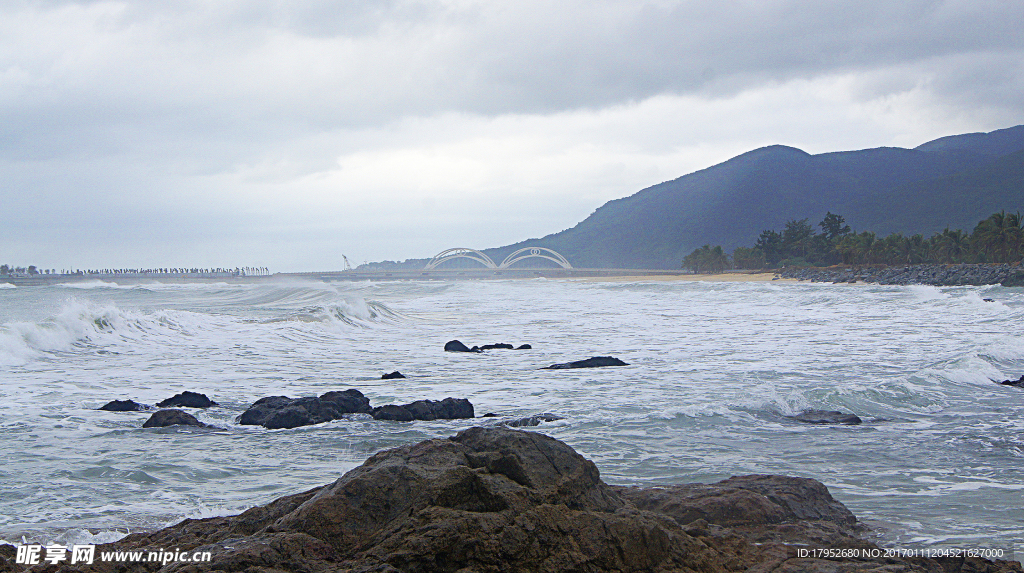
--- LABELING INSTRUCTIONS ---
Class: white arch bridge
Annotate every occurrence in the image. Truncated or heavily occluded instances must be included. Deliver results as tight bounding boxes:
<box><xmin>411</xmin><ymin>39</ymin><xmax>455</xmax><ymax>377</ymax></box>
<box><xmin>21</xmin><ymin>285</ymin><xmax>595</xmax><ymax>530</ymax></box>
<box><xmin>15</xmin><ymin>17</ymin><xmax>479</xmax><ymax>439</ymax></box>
<box><xmin>424</xmin><ymin>247</ymin><xmax>573</xmax><ymax>270</ymax></box>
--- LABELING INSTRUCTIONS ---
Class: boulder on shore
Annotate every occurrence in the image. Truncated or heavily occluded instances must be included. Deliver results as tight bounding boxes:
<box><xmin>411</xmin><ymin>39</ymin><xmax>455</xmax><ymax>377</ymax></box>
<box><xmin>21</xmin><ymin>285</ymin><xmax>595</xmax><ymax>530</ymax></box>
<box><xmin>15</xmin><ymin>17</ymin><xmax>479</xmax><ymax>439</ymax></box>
<box><xmin>42</xmin><ymin>427</ymin><xmax>1023</xmax><ymax>573</ymax></box>
<box><xmin>787</xmin><ymin>409</ymin><xmax>862</xmax><ymax>425</ymax></box>
<box><xmin>98</xmin><ymin>399</ymin><xmax>150</xmax><ymax>412</ymax></box>
<box><xmin>237</xmin><ymin>390</ymin><xmax>372</xmax><ymax>429</ymax></box>
<box><xmin>371</xmin><ymin>397</ymin><xmax>475</xmax><ymax>421</ymax></box>
<box><xmin>142</xmin><ymin>409</ymin><xmax>211</xmax><ymax>428</ymax></box>
<box><xmin>156</xmin><ymin>391</ymin><xmax>218</xmax><ymax>408</ymax></box>
<box><xmin>544</xmin><ymin>356</ymin><xmax>629</xmax><ymax>369</ymax></box>
<box><xmin>381</xmin><ymin>371</ymin><xmax>406</xmax><ymax>379</ymax></box>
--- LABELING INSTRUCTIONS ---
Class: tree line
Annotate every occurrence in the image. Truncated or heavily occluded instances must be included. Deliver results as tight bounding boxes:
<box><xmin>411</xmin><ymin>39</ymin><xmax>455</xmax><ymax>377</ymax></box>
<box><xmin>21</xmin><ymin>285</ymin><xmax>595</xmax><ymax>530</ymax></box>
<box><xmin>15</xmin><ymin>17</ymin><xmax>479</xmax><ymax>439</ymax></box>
<box><xmin>682</xmin><ymin>211</ymin><xmax>1024</xmax><ymax>273</ymax></box>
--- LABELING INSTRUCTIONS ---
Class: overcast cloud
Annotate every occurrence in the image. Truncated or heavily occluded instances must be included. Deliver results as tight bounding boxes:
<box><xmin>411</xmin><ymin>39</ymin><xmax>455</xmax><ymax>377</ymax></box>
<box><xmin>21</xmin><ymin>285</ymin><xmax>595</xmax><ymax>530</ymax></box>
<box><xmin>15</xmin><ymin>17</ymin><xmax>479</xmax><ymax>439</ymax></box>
<box><xmin>2</xmin><ymin>0</ymin><xmax>1022</xmax><ymax>271</ymax></box>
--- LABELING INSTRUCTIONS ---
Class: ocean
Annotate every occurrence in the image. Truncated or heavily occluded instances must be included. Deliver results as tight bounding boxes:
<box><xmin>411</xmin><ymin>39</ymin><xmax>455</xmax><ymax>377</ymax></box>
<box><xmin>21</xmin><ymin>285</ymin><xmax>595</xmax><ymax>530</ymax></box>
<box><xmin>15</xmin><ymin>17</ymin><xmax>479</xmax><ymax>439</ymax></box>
<box><xmin>1</xmin><ymin>278</ymin><xmax>1022</xmax><ymax>553</ymax></box>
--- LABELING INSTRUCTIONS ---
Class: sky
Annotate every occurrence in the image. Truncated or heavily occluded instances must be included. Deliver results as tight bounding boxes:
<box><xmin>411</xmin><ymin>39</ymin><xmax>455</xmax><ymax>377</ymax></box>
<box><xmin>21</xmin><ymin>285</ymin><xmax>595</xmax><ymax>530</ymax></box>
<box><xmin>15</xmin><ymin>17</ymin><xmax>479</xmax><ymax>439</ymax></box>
<box><xmin>2</xmin><ymin>0</ymin><xmax>1022</xmax><ymax>272</ymax></box>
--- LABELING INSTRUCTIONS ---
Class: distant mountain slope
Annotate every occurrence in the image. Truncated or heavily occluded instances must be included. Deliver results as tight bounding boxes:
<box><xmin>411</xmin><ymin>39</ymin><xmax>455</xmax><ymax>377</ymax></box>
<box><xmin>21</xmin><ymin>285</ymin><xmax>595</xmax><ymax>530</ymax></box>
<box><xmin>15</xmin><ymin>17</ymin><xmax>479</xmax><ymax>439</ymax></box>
<box><xmin>480</xmin><ymin>125</ymin><xmax>1024</xmax><ymax>269</ymax></box>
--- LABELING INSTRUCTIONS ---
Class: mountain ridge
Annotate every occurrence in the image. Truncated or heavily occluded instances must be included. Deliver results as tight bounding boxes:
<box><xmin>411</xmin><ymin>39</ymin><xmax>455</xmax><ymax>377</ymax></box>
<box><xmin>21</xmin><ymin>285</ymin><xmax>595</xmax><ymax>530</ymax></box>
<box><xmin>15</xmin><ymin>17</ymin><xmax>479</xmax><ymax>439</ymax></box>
<box><xmin>477</xmin><ymin>124</ymin><xmax>1024</xmax><ymax>269</ymax></box>
<box><xmin>366</xmin><ymin>124</ymin><xmax>1024</xmax><ymax>270</ymax></box>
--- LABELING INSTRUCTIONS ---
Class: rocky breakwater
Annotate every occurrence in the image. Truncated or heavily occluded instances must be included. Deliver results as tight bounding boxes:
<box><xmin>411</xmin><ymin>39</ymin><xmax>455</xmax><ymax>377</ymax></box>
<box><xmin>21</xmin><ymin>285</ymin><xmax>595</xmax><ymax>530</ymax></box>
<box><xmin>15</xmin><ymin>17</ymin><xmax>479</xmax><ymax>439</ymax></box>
<box><xmin>6</xmin><ymin>428</ymin><xmax>1019</xmax><ymax>573</ymax></box>
<box><xmin>780</xmin><ymin>262</ymin><xmax>1024</xmax><ymax>287</ymax></box>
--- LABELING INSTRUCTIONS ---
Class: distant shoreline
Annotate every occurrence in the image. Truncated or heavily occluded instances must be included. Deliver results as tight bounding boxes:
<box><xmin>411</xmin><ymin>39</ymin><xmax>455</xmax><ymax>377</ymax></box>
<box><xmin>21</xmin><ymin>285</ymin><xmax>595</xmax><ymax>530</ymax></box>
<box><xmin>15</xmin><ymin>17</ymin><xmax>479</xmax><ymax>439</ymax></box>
<box><xmin>0</xmin><ymin>269</ymin><xmax>793</xmax><ymax>286</ymax></box>
<box><xmin>5</xmin><ymin>264</ymin><xmax>1020</xmax><ymax>286</ymax></box>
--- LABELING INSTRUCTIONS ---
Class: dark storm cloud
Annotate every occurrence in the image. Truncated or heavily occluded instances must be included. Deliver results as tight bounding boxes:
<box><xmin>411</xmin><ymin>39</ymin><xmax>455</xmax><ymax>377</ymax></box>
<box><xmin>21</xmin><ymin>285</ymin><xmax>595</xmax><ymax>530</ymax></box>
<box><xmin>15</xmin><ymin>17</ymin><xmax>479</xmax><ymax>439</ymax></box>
<box><xmin>3</xmin><ymin>0</ymin><xmax>1021</xmax><ymax>162</ymax></box>
<box><xmin>1</xmin><ymin>0</ymin><xmax>1022</xmax><ymax>270</ymax></box>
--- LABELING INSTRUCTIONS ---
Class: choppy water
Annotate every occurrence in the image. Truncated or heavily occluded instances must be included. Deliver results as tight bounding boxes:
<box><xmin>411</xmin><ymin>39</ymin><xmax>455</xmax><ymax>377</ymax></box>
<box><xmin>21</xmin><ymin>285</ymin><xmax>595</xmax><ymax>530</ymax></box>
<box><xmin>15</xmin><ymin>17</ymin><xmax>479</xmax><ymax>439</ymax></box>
<box><xmin>1</xmin><ymin>278</ymin><xmax>1023</xmax><ymax>553</ymax></box>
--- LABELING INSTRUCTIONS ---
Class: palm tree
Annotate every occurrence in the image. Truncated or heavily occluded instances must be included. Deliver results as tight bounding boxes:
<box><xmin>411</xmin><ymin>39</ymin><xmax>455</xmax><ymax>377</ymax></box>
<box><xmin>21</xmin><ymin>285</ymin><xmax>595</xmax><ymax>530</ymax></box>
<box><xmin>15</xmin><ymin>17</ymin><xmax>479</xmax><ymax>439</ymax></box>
<box><xmin>932</xmin><ymin>228</ymin><xmax>969</xmax><ymax>263</ymax></box>
<box><xmin>972</xmin><ymin>211</ymin><xmax>1023</xmax><ymax>263</ymax></box>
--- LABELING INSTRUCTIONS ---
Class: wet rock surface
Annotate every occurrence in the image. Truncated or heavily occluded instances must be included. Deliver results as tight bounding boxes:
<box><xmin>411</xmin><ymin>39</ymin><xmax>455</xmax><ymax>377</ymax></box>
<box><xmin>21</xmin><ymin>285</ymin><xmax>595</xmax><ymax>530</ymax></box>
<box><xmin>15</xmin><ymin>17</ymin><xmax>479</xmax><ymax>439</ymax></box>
<box><xmin>779</xmin><ymin>262</ymin><xmax>1024</xmax><ymax>287</ymax></box>
<box><xmin>371</xmin><ymin>397</ymin><xmax>475</xmax><ymax>421</ymax></box>
<box><xmin>98</xmin><ymin>399</ymin><xmax>150</xmax><ymax>412</ymax></box>
<box><xmin>445</xmin><ymin>340</ymin><xmax>533</xmax><ymax>352</ymax></box>
<box><xmin>381</xmin><ymin>371</ymin><xmax>406</xmax><ymax>379</ymax></box>
<box><xmin>503</xmin><ymin>413</ymin><xmax>565</xmax><ymax>427</ymax></box>
<box><xmin>141</xmin><ymin>409</ymin><xmax>212</xmax><ymax>428</ymax></box>
<box><xmin>10</xmin><ymin>427</ymin><xmax>1019</xmax><ymax>573</ymax></box>
<box><xmin>236</xmin><ymin>390</ymin><xmax>372</xmax><ymax>429</ymax></box>
<box><xmin>155</xmin><ymin>391</ymin><xmax>218</xmax><ymax>408</ymax></box>
<box><xmin>544</xmin><ymin>356</ymin><xmax>629</xmax><ymax>369</ymax></box>
<box><xmin>444</xmin><ymin>339</ymin><xmax>482</xmax><ymax>352</ymax></box>
<box><xmin>787</xmin><ymin>409</ymin><xmax>863</xmax><ymax>425</ymax></box>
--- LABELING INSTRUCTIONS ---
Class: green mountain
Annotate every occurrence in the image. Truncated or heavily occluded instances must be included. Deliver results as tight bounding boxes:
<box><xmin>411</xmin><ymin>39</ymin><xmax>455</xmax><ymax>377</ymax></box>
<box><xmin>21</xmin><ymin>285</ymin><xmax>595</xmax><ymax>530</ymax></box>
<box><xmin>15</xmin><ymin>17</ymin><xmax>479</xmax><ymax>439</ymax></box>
<box><xmin>479</xmin><ymin>125</ymin><xmax>1024</xmax><ymax>269</ymax></box>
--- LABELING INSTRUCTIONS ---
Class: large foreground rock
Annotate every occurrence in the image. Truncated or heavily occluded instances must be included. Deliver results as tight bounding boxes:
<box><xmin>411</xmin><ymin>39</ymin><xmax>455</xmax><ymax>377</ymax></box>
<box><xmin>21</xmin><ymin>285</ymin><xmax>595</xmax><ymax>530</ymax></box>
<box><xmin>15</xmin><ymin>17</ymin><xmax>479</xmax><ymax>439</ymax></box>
<box><xmin>13</xmin><ymin>428</ymin><xmax>1019</xmax><ymax>573</ymax></box>
<box><xmin>237</xmin><ymin>390</ymin><xmax>372</xmax><ymax>429</ymax></box>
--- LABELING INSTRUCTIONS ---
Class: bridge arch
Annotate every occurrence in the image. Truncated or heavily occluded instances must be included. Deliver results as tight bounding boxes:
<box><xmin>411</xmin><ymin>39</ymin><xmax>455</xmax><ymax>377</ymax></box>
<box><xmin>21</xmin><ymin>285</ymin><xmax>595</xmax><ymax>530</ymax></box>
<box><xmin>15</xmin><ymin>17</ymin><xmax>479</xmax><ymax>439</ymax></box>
<box><xmin>424</xmin><ymin>248</ymin><xmax>497</xmax><ymax>270</ymax></box>
<box><xmin>498</xmin><ymin>247</ymin><xmax>573</xmax><ymax>269</ymax></box>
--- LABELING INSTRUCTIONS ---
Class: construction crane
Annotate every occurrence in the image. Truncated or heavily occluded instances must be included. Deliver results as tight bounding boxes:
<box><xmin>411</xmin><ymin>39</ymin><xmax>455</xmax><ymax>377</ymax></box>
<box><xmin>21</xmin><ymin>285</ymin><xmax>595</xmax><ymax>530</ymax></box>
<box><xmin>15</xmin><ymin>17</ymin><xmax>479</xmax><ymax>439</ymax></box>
<box><xmin>342</xmin><ymin>255</ymin><xmax>352</xmax><ymax>271</ymax></box>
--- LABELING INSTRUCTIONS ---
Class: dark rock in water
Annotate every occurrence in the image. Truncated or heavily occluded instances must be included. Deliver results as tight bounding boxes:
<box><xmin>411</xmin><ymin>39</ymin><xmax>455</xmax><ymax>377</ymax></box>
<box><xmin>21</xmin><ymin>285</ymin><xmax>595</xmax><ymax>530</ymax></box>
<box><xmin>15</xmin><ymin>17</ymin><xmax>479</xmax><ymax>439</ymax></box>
<box><xmin>81</xmin><ymin>428</ymin><xmax>1018</xmax><ymax>573</ymax></box>
<box><xmin>983</xmin><ymin>298</ymin><xmax>996</xmax><ymax>302</ymax></box>
<box><xmin>787</xmin><ymin>409</ymin><xmax>862</xmax><ymax>425</ymax></box>
<box><xmin>381</xmin><ymin>371</ymin><xmax>406</xmax><ymax>379</ymax></box>
<box><xmin>478</xmin><ymin>343</ymin><xmax>514</xmax><ymax>350</ymax></box>
<box><xmin>481</xmin><ymin>412</ymin><xmax>498</xmax><ymax>417</ymax></box>
<box><xmin>142</xmin><ymin>409</ymin><xmax>211</xmax><ymax>428</ymax></box>
<box><xmin>370</xmin><ymin>404</ymin><xmax>415</xmax><ymax>422</ymax></box>
<box><xmin>156</xmin><ymin>391</ymin><xmax>218</xmax><ymax>408</ymax></box>
<box><xmin>237</xmin><ymin>390</ymin><xmax>372</xmax><ymax>429</ymax></box>
<box><xmin>371</xmin><ymin>397</ymin><xmax>475</xmax><ymax>421</ymax></box>
<box><xmin>999</xmin><ymin>375</ymin><xmax>1024</xmax><ymax>387</ymax></box>
<box><xmin>98</xmin><ymin>399</ymin><xmax>149</xmax><ymax>412</ymax></box>
<box><xmin>503</xmin><ymin>412</ymin><xmax>565</xmax><ymax>427</ymax></box>
<box><xmin>516</xmin><ymin>343</ymin><xmax>532</xmax><ymax>349</ymax></box>
<box><xmin>544</xmin><ymin>356</ymin><xmax>629</xmax><ymax>369</ymax></box>
<box><xmin>444</xmin><ymin>339</ymin><xmax>482</xmax><ymax>353</ymax></box>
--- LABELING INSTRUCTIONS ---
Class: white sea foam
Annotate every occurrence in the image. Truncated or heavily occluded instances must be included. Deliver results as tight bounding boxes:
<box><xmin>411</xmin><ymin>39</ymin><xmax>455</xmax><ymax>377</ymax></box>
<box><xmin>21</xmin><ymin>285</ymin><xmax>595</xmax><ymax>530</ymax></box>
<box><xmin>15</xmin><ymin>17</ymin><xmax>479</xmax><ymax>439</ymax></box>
<box><xmin>2</xmin><ymin>279</ymin><xmax>1024</xmax><ymax>551</ymax></box>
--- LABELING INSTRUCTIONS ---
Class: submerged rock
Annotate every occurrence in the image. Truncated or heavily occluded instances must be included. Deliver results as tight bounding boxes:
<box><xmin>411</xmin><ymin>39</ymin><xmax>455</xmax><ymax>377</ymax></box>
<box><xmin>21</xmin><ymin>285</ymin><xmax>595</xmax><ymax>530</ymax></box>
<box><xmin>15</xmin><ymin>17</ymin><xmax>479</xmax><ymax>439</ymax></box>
<box><xmin>999</xmin><ymin>375</ymin><xmax>1024</xmax><ymax>388</ymax></box>
<box><xmin>371</xmin><ymin>397</ymin><xmax>475</xmax><ymax>421</ymax></box>
<box><xmin>142</xmin><ymin>409</ymin><xmax>211</xmax><ymax>428</ymax></box>
<box><xmin>381</xmin><ymin>371</ymin><xmax>406</xmax><ymax>379</ymax></box>
<box><xmin>478</xmin><ymin>343</ymin><xmax>514</xmax><ymax>350</ymax></box>
<box><xmin>544</xmin><ymin>356</ymin><xmax>629</xmax><ymax>369</ymax></box>
<box><xmin>503</xmin><ymin>413</ymin><xmax>565</xmax><ymax>427</ymax></box>
<box><xmin>516</xmin><ymin>343</ymin><xmax>532</xmax><ymax>349</ymax></box>
<box><xmin>98</xmin><ymin>399</ymin><xmax>150</xmax><ymax>412</ymax></box>
<box><xmin>156</xmin><ymin>391</ymin><xmax>218</xmax><ymax>408</ymax></box>
<box><xmin>59</xmin><ymin>427</ymin><xmax>1022</xmax><ymax>573</ymax></box>
<box><xmin>787</xmin><ymin>409</ymin><xmax>862</xmax><ymax>425</ymax></box>
<box><xmin>237</xmin><ymin>390</ymin><xmax>372</xmax><ymax>429</ymax></box>
<box><xmin>444</xmin><ymin>339</ymin><xmax>482</xmax><ymax>353</ymax></box>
